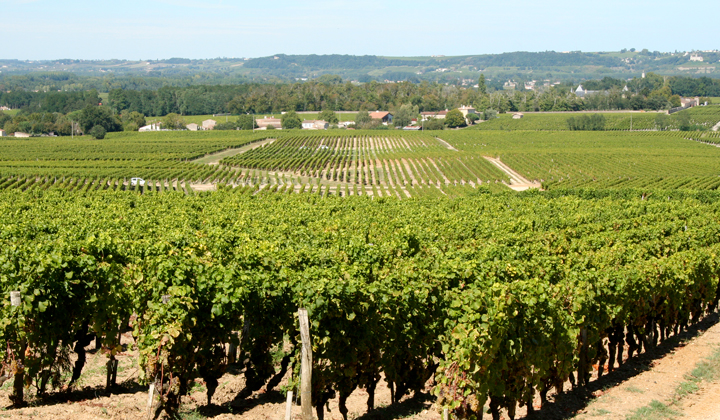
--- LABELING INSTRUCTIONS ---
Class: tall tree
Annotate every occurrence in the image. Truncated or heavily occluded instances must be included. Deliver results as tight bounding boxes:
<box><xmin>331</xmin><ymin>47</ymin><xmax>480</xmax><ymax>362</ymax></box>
<box><xmin>478</xmin><ymin>74</ymin><xmax>487</xmax><ymax>95</ymax></box>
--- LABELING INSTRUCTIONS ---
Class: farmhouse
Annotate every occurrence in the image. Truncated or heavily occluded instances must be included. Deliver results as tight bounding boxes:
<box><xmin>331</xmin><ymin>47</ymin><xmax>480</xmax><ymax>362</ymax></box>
<box><xmin>458</xmin><ymin>105</ymin><xmax>477</xmax><ymax>118</ymax></box>
<box><xmin>302</xmin><ymin>120</ymin><xmax>329</xmax><ymax>130</ymax></box>
<box><xmin>573</xmin><ymin>84</ymin><xmax>601</xmax><ymax>98</ymax></box>
<box><xmin>680</xmin><ymin>97</ymin><xmax>701</xmax><ymax>108</ymax></box>
<box><xmin>690</xmin><ymin>55</ymin><xmax>704</xmax><ymax>62</ymax></box>
<box><xmin>202</xmin><ymin>119</ymin><xmax>217</xmax><ymax>130</ymax></box>
<box><xmin>139</xmin><ymin>123</ymin><xmax>163</xmax><ymax>132</ymax></box>
<box><xmin>0</xmin><ymin>129</ymin><xmax>5</xmax><ymax>137</ymax></box>
<box><xmin>14</xmin><ymin>132</ymin><xmax>31</xmax><ymax>138</ymax></box>
<box><xmin>420</xmin><ymin>110</ymin><xmax>448</xmax><ymax>121</ymax></box>
<box><xmin>186</xmin><ymin>123</ymin><xmax>199</xmax><ymax>131</ymax></box>
<box><xmin>0</xmin><ymin>106</ymin><xmax>10</xmax><ymax>111</ymax></box>
<box><xmin>256</xmin><ymin>117</ymin><xmax>282</xmax><ymax>129</ymax></box>
<box><xmin>369</xmin><ymin>111</ymin><xmax>393</xmax><ymax>124</ymax></box>
<box><xmin>513</xmin><ymin>113</ymin><xmax>524</xmax><ymax>119</ymax></box>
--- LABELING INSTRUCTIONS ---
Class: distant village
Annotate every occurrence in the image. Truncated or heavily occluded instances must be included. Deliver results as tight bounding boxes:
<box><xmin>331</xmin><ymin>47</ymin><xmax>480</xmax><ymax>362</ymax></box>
<box><xmin>134</xmin><ymin>107</ymin><xmax>482</xmax><ymax>133</ymax></box>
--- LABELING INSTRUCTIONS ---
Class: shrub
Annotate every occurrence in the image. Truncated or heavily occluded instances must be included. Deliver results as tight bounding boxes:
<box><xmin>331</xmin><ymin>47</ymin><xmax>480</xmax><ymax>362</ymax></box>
<box><xmin>89</xmin><ymin>125</ymin><xmax>106</xmax><ymax>139</ymax></box>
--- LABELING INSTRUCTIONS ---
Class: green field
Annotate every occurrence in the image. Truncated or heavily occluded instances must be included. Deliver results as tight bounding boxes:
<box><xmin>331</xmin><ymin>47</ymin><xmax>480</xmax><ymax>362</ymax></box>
<box><xmin>2</xmin><ymin>127</ymin><xmax>720</xmax><ymax>197</ymax></box>
<box><xmin>474</xmin><ymin>106</ymin><xmax>720</xmax><ymax>131</ymax></box>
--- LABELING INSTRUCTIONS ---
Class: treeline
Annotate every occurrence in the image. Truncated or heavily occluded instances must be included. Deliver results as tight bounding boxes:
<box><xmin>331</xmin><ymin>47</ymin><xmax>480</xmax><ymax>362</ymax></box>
<box><xmin>0</xmin><ymin>72</ymin><xmax>258</xmax><ymax>94</ymax></box>
<box><xmin>107</xmin><ymin>81</ymin><xmax>484</xmax><ymax>115</ymax></box>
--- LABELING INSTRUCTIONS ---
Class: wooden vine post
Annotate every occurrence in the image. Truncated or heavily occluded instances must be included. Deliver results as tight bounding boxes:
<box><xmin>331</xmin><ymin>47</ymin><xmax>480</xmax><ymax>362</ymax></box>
<box><xmin>9</xmin><ymin>291</ymin><xmax>24</xmax><ymax>407</ymax></box>
<box><xmin>298</xmin><ymin>308</ymin><xmax>313</xmax><ymax>420</ymax></box>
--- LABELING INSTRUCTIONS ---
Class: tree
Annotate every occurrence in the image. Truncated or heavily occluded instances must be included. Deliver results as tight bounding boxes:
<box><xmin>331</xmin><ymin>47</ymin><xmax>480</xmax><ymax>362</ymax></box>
<box><xmin>89</xmin><ymin>125</ymin><xmax>106</xmax><ymax>139</ymax></box>
<box><xmin>215</xmin><ymin>114</ymin><xmax>257</xmax><ymax>130</ymax></box>
<box><xmin>318</xmin><ymin>109</ymin><xmax>339</xmax><ymax>124</ymax></box>
<box><xmin>444</xmin><ymin>109</ymin><xmax>466</xmax><ymax>128</ymax></box>
<box><xmin>655</xmin><ymin>113</ymin><xmax>670</xmax><ymax>131</ymax></box>
<box><xmin>163</xmin><ymin>113</ymin><xmax>185</xmax><ymax>130</ymax></box>
<box><xmin>121</xmin><ymin>111</ymin><xmax>146</xmax><ymax>131</ymax></box>
<box><xmin>355</xmin><ymin>110</ymin><xmax>372</xmax><ymax>125</ymax></box>
<box><xmin>466</xmin><ymin>113</ymin><xmax>479</xmax><ymax>125</ymax></box>
<box><xmin>677</xmin><ymin>111</ymin><xmax>692</xmax><ymax>131</ymax></box>
<box><xmin>78</xmin><ymin>105</ymin><xmax>121</xmax><ymax>133</ymax></box>
<box><xmin>281</xmin><ymin>111</ymin><xmax>302</xmax><ymax>129</ymax></box>
<box><xmin>478</xmin><ymin>74</ymin><xmax>487</xmax><ymax>95</ymax></box>
<box><xmin>392</xmin><ymin>103</ymin><xmax>418</xmax><ymax>127</ymax></box>
<box><xmin>423</xmin><ymin>118</ymin><xmax>445</xmax><ymax>130</ymax></box>
<box><xmin>482</xmin><ymin>109</ymin><xmax>498</xmax><ymax>121</ymax></box>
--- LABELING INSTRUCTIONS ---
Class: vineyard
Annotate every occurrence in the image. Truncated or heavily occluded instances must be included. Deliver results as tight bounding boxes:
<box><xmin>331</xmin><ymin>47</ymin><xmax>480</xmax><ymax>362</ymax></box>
<box><xmin>473</xmin><ymin>105</ymin><xmax>720</xmax><ymax>131</ymax></box>
<box><xmin>1</xmin><ymin>126</ymin><xmax>720</xmax><ymax>199</ymax></box>
<box><xmin>2</xmin><ymin>120</ymin><xmax>720</xmax><ymax>419</ymax></box>
<box><xmin>442</xmin><ymin>130</ymin><xmax>720</xmax><ymax>191</ymax></box>
<box><xmin>1</xmin><ymin>190</ymin><xmax>720</xmax><ymax>420</ymax></box>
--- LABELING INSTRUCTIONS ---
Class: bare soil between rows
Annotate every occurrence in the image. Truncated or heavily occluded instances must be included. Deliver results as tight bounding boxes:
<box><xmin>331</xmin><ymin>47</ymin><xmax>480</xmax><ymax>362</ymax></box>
<box><xmin>2</xmin><ymin>317</ymin><xmax>719</xmax><ymax>420</ymax></box>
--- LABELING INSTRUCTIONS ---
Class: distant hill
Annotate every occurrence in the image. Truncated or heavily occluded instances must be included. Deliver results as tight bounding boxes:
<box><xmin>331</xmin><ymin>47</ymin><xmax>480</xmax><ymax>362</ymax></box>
<box><xmin>0</xmin><ymin>51</ymin><xmax>718</xmax><ymax>91</ymax></box>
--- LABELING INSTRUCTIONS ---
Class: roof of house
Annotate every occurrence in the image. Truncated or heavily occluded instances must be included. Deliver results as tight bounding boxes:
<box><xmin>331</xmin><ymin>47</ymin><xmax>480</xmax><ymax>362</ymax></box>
<box><xmin>458</xmin><ymin>105</ymin><xmax>476</xmax><ymax>110</ymax></box>
<box><xmin>369</xmin><ymin>111</ymin><xmax>391</xmax><ymax>119</ymax></box>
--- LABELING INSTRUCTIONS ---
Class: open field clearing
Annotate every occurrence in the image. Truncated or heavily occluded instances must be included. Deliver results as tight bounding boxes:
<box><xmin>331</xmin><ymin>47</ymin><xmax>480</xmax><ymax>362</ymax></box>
<box><xmin>474</xmin><ymin>105</ymin><xmax>720</xmax><ymax>131</ymax></box>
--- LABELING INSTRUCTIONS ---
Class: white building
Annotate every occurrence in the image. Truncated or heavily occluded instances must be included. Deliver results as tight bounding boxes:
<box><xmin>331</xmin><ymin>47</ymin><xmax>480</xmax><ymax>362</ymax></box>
<box><xmin>302</xmin><ymin>120</ymin><xmax>329</xmax><ymax>130</ymax></box>
<box><xmin>139</xmin><ymin>123</ymin><xmax>163</xmax><ymax>132</ymax></box>
<box><xmin>202</xmin><ymin>119</ymin><xmax>217</xmax><ymax>130</ymax></box>
<box><xmin>14</xmin><ymin>132</ymin><xmax>31</xmax><ymax>138</ymax></box>
<box><xmin>690</xmin><ymin>55</ymin><xmax>704</xmax><ymax>62</ymax></box>
<box><xmin>186</xmin><ymin>123</ymin><xmax>199</xmax><ymax>131</ymax></box>
<box><xmin>0</xmin><ymin>129</ymin><xmax>5</xmax><ymax>137</ymax></box>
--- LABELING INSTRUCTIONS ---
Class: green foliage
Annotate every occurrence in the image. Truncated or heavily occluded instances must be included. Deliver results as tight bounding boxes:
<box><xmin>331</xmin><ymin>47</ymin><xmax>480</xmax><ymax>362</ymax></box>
<box><xmin>482</xmin><ymin>109</ymin><xmax>497</xmax><ymax>120</ymax></box>
<box><xmin>280</xmin><ymin>111</ymin><xmax>302</xmax><ymax>129</ymax></box>
<box><xmin>445</xmin><ymin>109</ymin><xmax>466</xmax><ymax>128</ymax></box>
<box><xmin>478</xmin><ymin>74</ymin><xmax>487</xmax><ymax>95</ymax></box>
<box><xmin>121</xmin><ymin>111</ymin><xmax>146</xmax><ymax>131</ymax></box>
<box><xmin>215</xmin><ymin>115</ymin><xmax>257</xmax><ymax>130</ymax></box>
<box><xmin>162</xmin><ymin>113</ymin><xmax>186</xmax><ymax>130</ymax></box>
<box><xmin>393</xmin><ymin>104</ymin><xmax>418</xmax><ymax>127</ymax></box>
<box><xmin>566</xmin><ymin>114</ymin><xmax>606</xmax><ymax>130</ymax></box>
<box><xmin>423</xmin><ymin>118</ymin><xmax>445</xmax><ymax>130</ymax></box>
<box><xmin>0</xmin><ymin>190</ymin><xmax>719</xmax><ymax>418</ymax></box>
<box><xmin>89</xmin><ymin>125</ymin><xmax>106</xmax><ymax>139</ymax></box>
<box><xmin>78</xmin><ymin>105</ymin><xmax>121</xmax><ymax>133</ymax></box>
<box><xmin>355</xmin><ymin>110</ymin><xmax>371</xmax><ymax>125</ymax></box>
<box><xmin>317</xmin><ymin>109</ymin><xmax>339</xmax><ymax>124</ymax></box>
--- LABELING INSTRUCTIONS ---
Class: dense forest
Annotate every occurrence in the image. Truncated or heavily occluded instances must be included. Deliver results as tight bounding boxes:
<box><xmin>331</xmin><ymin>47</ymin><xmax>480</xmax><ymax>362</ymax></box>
<box><xmin>1</xmin><ymin>74</ymin><xmax>717</xmax><ymax>117</ymax></box>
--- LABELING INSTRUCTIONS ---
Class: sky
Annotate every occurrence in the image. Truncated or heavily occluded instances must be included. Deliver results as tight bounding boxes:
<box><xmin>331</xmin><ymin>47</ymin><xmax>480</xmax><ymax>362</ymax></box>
<box><xmin>1</xmin><ymin>0</ymin><xmax>718</xmax><ymax>60</ymax></box>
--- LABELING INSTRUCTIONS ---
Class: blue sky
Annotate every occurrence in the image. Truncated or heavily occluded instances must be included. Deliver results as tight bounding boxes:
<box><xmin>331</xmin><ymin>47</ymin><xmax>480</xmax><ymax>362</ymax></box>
<box><xmin>1</xmin><ymin>0</ymin><xmax>717</xmax><ymax>60</ymax></box>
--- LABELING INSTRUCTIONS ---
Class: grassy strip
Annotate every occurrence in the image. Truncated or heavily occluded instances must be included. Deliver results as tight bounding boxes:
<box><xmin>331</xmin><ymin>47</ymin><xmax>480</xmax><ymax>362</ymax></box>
<box><xmin>626</xmin><ymin>345</ymin><xmax>720</xmax><ymax>420</ymax></box>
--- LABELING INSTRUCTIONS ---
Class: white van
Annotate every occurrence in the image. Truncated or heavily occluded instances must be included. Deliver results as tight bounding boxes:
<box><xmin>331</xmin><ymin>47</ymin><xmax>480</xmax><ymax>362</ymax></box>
<box><xmin>130</xmin><ymin>178</ymin><xmax>146</xmax><ymax>186</ymax></box>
